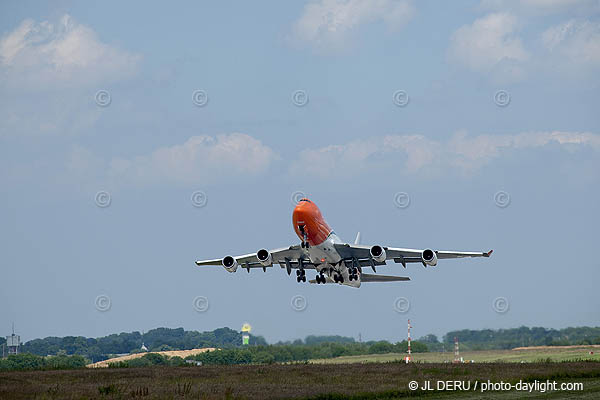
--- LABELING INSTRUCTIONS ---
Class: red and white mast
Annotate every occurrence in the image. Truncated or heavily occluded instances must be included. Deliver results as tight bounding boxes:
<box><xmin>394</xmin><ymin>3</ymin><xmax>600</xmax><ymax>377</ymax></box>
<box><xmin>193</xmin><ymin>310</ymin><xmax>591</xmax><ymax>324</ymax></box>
<box><xmin>453</xmin><ymin>336</ymin><xmax>460</xmax><ymax>363</ymax></box>
<box><xmin>406</xmin><ymin>319</ymin><xmax>412</xmax><ymax>363</ymax></box>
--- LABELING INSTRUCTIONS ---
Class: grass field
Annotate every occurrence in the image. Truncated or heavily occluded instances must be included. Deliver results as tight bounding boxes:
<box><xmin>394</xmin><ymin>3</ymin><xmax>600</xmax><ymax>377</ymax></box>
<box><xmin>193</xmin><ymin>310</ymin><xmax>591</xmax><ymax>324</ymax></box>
<box><xmin>1</xmin><ymin>360</ymin><xmax>600</xmax><ymax>399</ymax></box>
<box><xmin>310</xmin><ymin>345</ymin><xmax>600</xmax><ymax>364</ymax></box>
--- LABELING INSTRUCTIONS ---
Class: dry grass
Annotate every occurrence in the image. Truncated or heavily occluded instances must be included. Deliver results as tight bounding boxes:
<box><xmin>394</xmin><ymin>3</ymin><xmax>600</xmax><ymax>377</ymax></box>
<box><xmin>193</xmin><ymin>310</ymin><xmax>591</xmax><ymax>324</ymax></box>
<box><xmin>311</xmin><ymin>346</ymin><xmax>600</xmax><ymax>364</ymax></box>
<box><xmin>86</xmin><ymin>348</ymin><xmax>216</xmax><ymax>368</ymax></box>
<box><xmin>1</xmin><ymin>361</ymin><xmax>599</xmax><ymax>399</ymax></box>
<box><xmin>511</xmin><ymin>344</ymin><xmax>600</xmax><ymax>351</ymax></box>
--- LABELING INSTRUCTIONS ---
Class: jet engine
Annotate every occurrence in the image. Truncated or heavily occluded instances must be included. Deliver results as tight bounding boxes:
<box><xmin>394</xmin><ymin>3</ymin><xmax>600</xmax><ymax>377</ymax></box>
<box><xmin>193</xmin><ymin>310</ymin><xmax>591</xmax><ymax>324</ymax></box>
<box><xmin>370</xmin><ymin>245</ymin><xmax>387</xmax><ymax>263</ymax></box>
<box><xmin>421</xmin><ymin>249</ymin><xmax>438</xmax><ymax>266</ymax></box>
<box><xmin>256</xmin><ymin>249</ymin><xmax>272</xmax><ymax>266</ymax></box>
<box><xmin>222</xmin><ymin>256</ymin><xmax>238</xmax><ymax>272</ymax></box>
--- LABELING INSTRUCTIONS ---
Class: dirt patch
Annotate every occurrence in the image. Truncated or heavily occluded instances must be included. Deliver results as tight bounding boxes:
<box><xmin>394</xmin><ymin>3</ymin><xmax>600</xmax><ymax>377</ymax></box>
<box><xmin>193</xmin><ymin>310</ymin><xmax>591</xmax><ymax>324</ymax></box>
<box><xmin>86</xmin><ymin>348</ymin><xmax>216</xmax><ymax>368</ymax></box>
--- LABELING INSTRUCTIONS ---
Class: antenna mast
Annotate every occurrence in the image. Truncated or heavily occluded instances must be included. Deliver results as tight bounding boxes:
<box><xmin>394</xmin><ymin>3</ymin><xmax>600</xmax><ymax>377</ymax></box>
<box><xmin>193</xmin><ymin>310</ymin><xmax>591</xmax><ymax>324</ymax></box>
<box><xmin>405</xmin><ymin>319</ymin><xmax>412</xmax><ymax>363</ymax></box>
<box><xmin>453</xmin><ymin>336</ymin><xmax>461</xmax><ymax>363</ymax></box>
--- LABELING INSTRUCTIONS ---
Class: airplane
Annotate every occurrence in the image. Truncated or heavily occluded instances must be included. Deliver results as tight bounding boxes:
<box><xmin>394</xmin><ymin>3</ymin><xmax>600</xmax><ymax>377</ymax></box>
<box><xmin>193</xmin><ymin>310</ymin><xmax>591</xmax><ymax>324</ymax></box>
<box><xmin>195</xmin><ymin>198</ymin><xmax>493</xmax><ymax>288</ymax></box>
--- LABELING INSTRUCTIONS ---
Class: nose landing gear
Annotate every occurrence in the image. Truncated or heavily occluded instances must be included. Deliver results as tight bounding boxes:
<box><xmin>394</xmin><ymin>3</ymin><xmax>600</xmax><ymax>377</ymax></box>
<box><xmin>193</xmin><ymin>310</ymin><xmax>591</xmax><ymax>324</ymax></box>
<box><xmin>299</xmin><ymin>225</ymin><xmax>310</xmax><ymax>248</ymax></box>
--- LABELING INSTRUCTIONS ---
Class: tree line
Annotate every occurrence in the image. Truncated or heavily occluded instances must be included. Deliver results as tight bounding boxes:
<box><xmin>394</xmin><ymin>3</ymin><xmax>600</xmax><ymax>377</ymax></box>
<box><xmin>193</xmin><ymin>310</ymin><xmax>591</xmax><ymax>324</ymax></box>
<box><xmin>0</xmin><ymin>353</ymin><xmax>87</xmax><ymax>371</ymax></box>
<box><xmin>110</xmin><ymin>340</ymin><xmax>428</xmax><ymax>368</ymax></box>
<box><xmin>417</xmin><ymin>326</ymin><xmax>600</xmax><ymax>351</ymax></box>
<box><xmin>8</xmin><ymin>325</ymin><xmax>600</xmax><ymax>366</ymax></box>
<box><xmin>21</xmin><ymin>327</ymin><xmax>267</xmax><ymax>362</ymax></box>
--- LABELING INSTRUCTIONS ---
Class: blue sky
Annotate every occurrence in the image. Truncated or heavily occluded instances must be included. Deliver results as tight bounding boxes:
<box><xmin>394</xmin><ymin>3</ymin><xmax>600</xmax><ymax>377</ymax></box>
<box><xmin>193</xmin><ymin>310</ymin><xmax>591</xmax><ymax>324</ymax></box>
<box><xmin>1</xmin><ymin>0</ymin><xmax>599</xmax><ymax>343</ymax></box>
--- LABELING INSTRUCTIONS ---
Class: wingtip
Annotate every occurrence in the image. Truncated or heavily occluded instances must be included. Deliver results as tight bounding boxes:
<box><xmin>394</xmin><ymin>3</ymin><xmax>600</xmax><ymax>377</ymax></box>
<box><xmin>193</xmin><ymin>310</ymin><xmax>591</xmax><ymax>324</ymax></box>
<box><xmin>195</xmin><ymin>261</ymin><xmax>201</xmax><ymax>265</ymax></box>
<box><xmin>485</xmin><ymin>250</ymin><xmax>493</xmax><ymax>257</ymax></box>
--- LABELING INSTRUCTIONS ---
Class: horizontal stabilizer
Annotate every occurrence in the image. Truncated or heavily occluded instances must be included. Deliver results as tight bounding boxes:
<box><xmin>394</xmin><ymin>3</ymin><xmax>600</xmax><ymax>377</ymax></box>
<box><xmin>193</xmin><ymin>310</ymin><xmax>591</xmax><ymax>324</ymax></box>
<box><xmin>360</xmin><ymin>273</ymin><xmax>410</xmax><ymax>282</ymax></box>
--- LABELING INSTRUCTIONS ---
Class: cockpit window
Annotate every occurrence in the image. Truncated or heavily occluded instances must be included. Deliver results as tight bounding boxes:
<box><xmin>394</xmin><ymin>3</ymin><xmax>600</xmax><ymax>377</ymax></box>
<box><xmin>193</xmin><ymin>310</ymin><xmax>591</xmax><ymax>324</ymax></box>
<box><xmin>299</xmin><ymin>199</ymin><xmax>312</xmax><ymax>203</ymax></box>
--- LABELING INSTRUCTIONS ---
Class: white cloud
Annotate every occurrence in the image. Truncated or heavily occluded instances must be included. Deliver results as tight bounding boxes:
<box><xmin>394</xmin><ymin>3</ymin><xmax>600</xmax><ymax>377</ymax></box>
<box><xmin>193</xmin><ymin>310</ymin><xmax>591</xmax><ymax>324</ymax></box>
<box><xmin>290</xmin><ymin>134</ymin><xmax>440</xmax><ymax>178</ymax></box>
<box><xmin>448</xmin><ymin>131</ymin><xmax>600</xmax><ymax>170</ymax></box>
<box><xmin>107</xmin><ymin>133</ymin><xmax>277</xmax><ymax>186</ymax></box>
<box><xmin>0</xmin><ymin>14</ymin><xmax>140</xmax><ymax>89</ymax></box>
<box><xmin>541</xmin><ymin>19</ymin><xmax>600</xmax><ymax>69</ymax></box>
<box><xmin>448</xmin><ymin>13</ymin><xmax>529</xmax><ymax>81</ymax></box>
<box><xmin>480</xmin><ymin>0</ymin><xmax>600</xmax><ymax>16</ymax></box>
<box><xmin>450</xmin><ymin>3</ymin><xmax>600</xmax><ymax>81</ymax></box>
<box><xmin>291</xmin><ymin>131</ymin><xmax>600</xmax><ymax>178</ymax></box>
<box><xmin>292</xmin><ymin>0</ymin><xmax>414</xmax><ymax>48</ymax></box>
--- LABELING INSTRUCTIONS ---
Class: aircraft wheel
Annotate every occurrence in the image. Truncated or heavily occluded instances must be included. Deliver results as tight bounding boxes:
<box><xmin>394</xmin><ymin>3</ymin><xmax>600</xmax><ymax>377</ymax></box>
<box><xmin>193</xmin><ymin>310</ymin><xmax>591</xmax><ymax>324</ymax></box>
<box><xmin>302</xmin><ymin>275</ymin><xmax>306</xmax><ymax>282</ymax></box>
<box><xmin>353</xmin><ymin>274</ymin><xmax>358</xmax><ymax>280</ymax></box>
<box><xmin>339</xmin><ymin>276</ymin><xmax>344</xmax><ymax>283</ymax></box>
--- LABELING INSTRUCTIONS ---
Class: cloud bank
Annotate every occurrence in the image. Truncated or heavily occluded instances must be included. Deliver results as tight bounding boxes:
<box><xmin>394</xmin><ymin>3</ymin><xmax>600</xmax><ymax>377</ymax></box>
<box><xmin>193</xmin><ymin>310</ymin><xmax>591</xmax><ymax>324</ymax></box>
<box><xmin>290</xmin><ymin>131</ymin><xmax>600</xmax><ymax>179</ymax></box>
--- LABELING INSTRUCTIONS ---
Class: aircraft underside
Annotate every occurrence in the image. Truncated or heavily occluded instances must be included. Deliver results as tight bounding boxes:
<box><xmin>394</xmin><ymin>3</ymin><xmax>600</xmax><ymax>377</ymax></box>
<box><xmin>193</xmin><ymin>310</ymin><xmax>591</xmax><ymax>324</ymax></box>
<box><xmin>290</xmin><ymin>232</ymin><xmax>408</xmax><ymax>288</ymax></box>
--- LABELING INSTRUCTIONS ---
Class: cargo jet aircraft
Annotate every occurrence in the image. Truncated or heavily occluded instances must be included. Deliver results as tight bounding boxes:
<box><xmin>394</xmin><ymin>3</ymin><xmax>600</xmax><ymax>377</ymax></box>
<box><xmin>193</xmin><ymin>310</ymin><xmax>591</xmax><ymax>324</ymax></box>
<box><xmin>195</xmin><ymin>198</ymin><xmax>493</xmax><ymax>288</ymax></box>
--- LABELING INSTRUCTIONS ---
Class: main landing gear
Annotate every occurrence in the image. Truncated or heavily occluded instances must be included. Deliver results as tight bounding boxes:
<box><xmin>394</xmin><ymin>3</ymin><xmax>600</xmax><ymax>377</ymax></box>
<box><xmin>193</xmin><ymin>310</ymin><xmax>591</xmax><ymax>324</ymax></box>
<box><xmin>296</xmin><ymin>269</ymin><xmax>306</xmax><ymax>283</ymax></box>
<box><xmin>348</xmin><ymin>267</ymin><xmax>358</xmax><ymax>281</ymax></box>
<box><xmin>315</xmin><ymin>273</ymin><xmax>326</xmax><ymax>284</ymax></box>
<box><xmin>333</xmin><ymin>273</ymin><xmax>344</xmax><ymax>283</ymax></box>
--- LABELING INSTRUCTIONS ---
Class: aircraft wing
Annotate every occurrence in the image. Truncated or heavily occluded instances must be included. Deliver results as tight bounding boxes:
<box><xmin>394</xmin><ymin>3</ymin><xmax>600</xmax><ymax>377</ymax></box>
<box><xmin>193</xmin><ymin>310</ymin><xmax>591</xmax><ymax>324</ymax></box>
<box><xmin>334</xmin><ymin>244</ymin><xmax>492</xmax><ymax>267</ymax></box>
<box><xmin>195</xmin><ymin>245</ymin><xmax>314</xmax><ymax>273</ymax></box>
